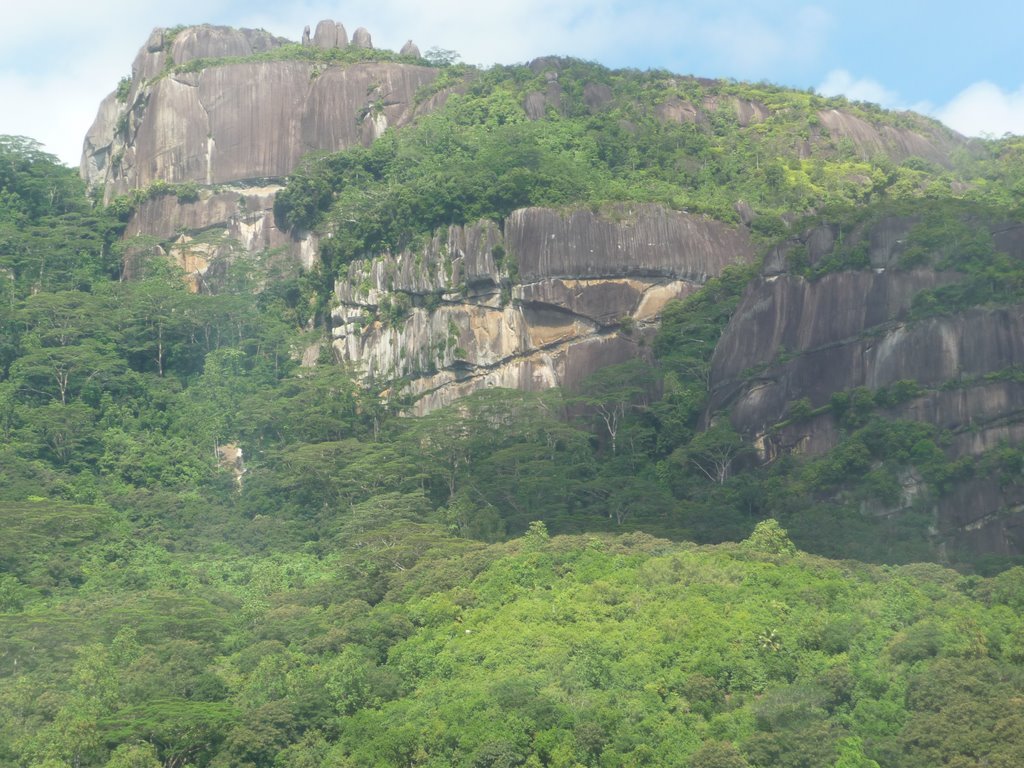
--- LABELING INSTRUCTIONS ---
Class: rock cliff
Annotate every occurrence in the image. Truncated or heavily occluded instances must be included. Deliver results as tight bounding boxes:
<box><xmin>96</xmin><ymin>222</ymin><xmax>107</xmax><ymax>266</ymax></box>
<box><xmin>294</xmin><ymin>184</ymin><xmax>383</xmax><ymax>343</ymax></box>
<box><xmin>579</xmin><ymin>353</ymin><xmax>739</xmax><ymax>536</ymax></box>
<box><xmin>79</xmin><ymin>24</ymin><xmax>967</xmax><ymax>418</ymax></box>
<box><xmin>81</xmin><ymin>22</ymin><xmax>440</xmax><ymax>281</ymax></box>
<box><xmin>333</xmin><ymin>204</ymin><xmax>754</xmax><ymax>412</ymax></box>
<box><xmin>80</xmin><ymin>25</ymin><xmax>764</xmax><ymax>408</ymax></box>
<box><xmin>709</xmin><ymin>215</ymin><xmax>1024</xmax><ymax>557</ymax></box>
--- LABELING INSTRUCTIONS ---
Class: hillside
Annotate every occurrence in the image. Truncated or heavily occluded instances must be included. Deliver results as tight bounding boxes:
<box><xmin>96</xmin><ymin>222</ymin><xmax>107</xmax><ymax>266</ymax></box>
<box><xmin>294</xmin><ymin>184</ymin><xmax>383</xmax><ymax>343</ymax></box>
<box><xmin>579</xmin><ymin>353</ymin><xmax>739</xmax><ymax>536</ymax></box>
<box><xmin>1</xmin><ymin>17</ymin><xmax>1024</xmax><ymax>768</ymax></box>
<box><xmin>82</xmin><ymin>23</ymin><xmax>978</xmax><ymax>409</ymax></box>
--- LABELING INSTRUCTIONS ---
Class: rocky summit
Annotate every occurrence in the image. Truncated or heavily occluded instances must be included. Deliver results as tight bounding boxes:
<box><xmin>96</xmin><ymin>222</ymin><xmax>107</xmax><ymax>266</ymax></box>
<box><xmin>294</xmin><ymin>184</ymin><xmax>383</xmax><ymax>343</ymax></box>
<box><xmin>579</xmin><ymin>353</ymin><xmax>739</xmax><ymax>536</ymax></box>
<box><xmin>4</xmin><ymin>17</ymin><xmax>1024</xmax><ymax>768</ymax></box>
<box><xmin>76</xmin><ymin>21</ymin><xmax>1024</xmax><ymax>560</ymax></box>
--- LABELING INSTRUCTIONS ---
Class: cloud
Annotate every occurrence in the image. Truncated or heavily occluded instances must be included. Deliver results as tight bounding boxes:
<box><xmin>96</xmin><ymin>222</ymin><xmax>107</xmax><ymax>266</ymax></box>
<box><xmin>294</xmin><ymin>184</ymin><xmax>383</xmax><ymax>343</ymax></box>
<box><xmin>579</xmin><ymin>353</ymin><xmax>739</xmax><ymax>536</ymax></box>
<box><xmin>819</xmin><ymin>68</ymin><xmax>1024</xmax><ymax>138</ymax></box>
<box><xmin>817</xmin><ymin>69</ymin><xmax>903</xmax><ymax>109</ymax></box>
<box><xmin>935</xmin><ymin>81</ymin><xmax>1024</xmax><ymax>138</ymax></box>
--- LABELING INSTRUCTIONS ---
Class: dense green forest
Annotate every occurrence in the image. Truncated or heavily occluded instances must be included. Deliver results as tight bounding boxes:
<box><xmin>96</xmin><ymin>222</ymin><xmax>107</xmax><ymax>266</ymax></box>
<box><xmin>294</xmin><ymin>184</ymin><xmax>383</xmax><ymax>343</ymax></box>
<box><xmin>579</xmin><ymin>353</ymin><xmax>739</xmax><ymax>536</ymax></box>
<box><xmin>3</xmin><ymin>49</ymin><xmax>1024</xmax><ymax>768</ymax></box>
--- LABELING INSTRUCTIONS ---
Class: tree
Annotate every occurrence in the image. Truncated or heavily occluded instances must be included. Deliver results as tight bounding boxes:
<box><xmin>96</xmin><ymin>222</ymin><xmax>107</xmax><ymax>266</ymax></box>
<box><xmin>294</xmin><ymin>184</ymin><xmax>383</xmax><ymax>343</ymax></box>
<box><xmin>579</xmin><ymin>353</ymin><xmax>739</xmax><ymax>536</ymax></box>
<box><xmin>572</xmin><ymin>360</ymin><xmax>656</xmax><ymax>454</ymax></box>
<box><xmin>687</xmin><ymin>741</ymin><xmax>750</xmax><ymax>768</ymax></box>
<box><xmin>103</xmin><ymin>742</ymin><xmax>162</xmax><ymax>768</ymax></box>
<box><xmin>10</xmin><ymin>340</ymin><xmax>125</xmax><ymax>405</ymax></box>
<box><xmin>679</xmin><ymin>419</ymin><xmax>750</xmax><ymax>484</ymax></box>
<box><xmin>744</xmin><ymin>519</ymin><xmax>797</xmax><ymax>555</ymax></box>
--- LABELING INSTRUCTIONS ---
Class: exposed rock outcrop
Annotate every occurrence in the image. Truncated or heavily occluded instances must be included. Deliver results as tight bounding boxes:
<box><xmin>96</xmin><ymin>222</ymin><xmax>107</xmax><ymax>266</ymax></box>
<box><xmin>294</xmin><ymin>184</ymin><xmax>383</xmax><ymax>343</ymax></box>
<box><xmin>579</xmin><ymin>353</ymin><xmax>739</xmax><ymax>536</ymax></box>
<box><xmin>79</xmin><ymin>24</ymin><xmax>972</xmax><ymax>435</ymax></box>
<box><xmin>817</xmin><ymin>109</ymin><xmax>962</xmax><ymax>167</ymax></box>
<box><xmin>313</xmin><ymin>20</ymin><xmax>348</xmax><ymax>49</ymax></box>
<box><xmin>352</xmin><ymin>28</ymin><xmax>373</xmax><ymax>49</ymax></box>
<box><xmin>81</xmin><ymin>23</ymin><xmax>442</xmax><ymax>282</ymax></box>
<box><xmin>332</xmin><ymin>205</ymin><xmax>754</xmax><ymax>412</ymax></box>
<box><xmin>509</xmin><ymin>205</ymin><xmax>751</xmax><ymax>282</ymax></box>
<box><xmin>709</xmin><ymin>212</ymin><xmax>1024</xmax><ymax>557</ymax></box>
<box><xmin>88</xmin><ymin>60</ymin><xmax>439</xmax><ymax>194</ymax></box>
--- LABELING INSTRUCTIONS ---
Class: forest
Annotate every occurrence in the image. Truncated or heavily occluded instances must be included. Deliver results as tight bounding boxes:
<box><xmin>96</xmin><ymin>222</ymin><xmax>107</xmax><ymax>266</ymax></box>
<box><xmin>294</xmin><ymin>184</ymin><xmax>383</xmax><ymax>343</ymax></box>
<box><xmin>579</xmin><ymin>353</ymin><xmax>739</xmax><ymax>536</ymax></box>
<box><xmin>2</xmin><ymin>47</ymin><xmax>1024</xmax><ymax>768</ymax></box>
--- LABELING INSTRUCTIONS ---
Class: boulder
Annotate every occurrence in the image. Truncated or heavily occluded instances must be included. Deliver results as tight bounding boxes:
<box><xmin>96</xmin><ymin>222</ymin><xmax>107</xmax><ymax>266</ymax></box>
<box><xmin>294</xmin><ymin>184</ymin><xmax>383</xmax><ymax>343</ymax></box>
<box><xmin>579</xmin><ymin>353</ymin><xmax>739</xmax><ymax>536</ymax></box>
<box><xmin>352</xmin><ymin>27</ymin><xmax>373</xmax><ymax>49</ymax></box>
<box><xmin>313</xmin><ymin>20</ymin><xmax>338</xmax><ymax>48</ymax></box>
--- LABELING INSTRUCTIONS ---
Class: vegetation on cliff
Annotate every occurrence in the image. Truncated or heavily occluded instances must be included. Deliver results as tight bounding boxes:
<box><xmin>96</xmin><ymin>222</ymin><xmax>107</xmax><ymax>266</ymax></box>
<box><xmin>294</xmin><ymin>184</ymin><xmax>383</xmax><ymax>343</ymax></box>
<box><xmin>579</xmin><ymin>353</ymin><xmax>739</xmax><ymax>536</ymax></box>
<box><xmin>273</xmin><ymin>57</ymin><xmax>980</xmax><ymax>277</ymax></box>
<box><xmin>2</xmin><ymin>44</ymin><xmax>1024</xmax><ymax>767</ymax></box>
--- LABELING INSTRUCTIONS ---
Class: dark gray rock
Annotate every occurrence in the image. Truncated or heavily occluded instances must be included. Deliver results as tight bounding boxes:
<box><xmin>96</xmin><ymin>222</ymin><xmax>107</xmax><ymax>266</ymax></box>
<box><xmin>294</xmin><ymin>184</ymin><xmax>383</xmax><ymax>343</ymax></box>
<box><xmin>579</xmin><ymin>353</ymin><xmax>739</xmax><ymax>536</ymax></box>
<box><xmin>400</xmin><ymin>40</ymin><xmax>421</xmax><ymax>58</ymax></box>
<box><xmin>862</xmin><ymin>215</ymin><xmax>916</xmax><ymax>267</ymax></box>
<box><xmin>994</xmin><ymin>223</ymin><xmax>1024</xmax><ymax>260</ymax></box>
<box><xmin>146</xmin><ymin>28</ymin><xmax>164</xmax><ymax>53</ymax></box>
<box><xmin>804</xmin><ymin>225</ymin><xmax>836</xmax><ymax>266</ymax></box>
<box><xmin>507</xmin><ymin>204</ymin><xmax>755</xmax><ymax>283</ymax></box>
<box><xmin>708</xmin><ymin>270</ymin><xmax>961</xmax><ymax>430</ymax></box>
<box><xmin>734</xmin><ymin>201</ymin><xmax>756</xmax><ymax>227</ymax></box>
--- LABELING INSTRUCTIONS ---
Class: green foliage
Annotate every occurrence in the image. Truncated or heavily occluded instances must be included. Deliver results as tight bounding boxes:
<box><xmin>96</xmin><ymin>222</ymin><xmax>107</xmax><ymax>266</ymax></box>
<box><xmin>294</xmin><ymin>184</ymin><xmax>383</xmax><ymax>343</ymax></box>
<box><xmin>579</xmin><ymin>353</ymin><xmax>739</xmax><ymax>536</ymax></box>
<box><xmin>3</xmin><ymin>48</ymin><xmax>1024</xmax><ymax>768</ymax></box>
<box><xmin>743</xmin><ymin>519</ymin><xmax>796</xmax><ymax>555</ymax></box>
<box><xmin>161</xmin><ymin>42</ymin><xmax>414</xmax><ymax>79</ymax></box>
<box><xmin>652</xmin><ymin>264</ymin><xmax>757</xmax><ymax>453</ymax></box>
<box><xmin>0</xmin><ymin>136</ymin><xmax>124</xmax><ymax>293</ymax></box>
<box><xmin>4</xmin><ymin>530</ymin><xmax>1010</xmax><ymax>768</ymax></box>
<box><xmin>114</xmin><ymin>77</ymin><xmax>132</xmax><ymax>103</ymax></box>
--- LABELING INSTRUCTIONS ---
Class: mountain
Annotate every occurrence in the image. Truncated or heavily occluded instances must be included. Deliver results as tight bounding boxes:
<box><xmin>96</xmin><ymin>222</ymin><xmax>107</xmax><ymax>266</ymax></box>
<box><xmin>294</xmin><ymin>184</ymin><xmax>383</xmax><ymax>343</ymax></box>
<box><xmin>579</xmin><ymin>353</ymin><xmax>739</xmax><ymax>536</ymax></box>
<box><xmin>81</xmin><ymin>21</ymin><xmax>970</xmax><ymax>412</ymax></box>
<box><xmin>74</xmin><ymin>21</ymin><xmax>1024</xmax><ymax>560</ymax></box>
<box><xmin>4</xmin><ymin>17</ymin><xmax>1024</xmax><ymax>768</ymax></box>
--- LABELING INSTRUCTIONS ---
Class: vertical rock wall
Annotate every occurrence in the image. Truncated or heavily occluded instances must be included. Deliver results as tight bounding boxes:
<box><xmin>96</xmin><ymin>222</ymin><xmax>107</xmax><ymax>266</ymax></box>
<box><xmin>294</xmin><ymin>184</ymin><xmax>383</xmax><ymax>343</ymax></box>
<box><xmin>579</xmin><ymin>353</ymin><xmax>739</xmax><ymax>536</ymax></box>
<box><xmin>332</xmin><ymin>205</ymin><xmax>754</xmax><ymax>412</ymax></box>
<box><xmin>80</xmin><ymin>23</ymin><xmax>439</xmax><ymax>281</ymax></box>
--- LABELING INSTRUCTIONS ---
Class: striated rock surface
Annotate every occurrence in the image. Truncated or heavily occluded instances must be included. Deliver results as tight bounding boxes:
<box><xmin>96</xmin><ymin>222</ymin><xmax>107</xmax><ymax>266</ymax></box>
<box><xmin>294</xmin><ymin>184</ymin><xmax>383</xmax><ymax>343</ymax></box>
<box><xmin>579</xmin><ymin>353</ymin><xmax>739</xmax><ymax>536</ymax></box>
<box><xmin>816</xmin><ymin>109</ymin><xmax>962</xmax><ymax>166</ymax></box>
<box><xmin>509</xmin><ymin>205</ymin><xmax>751</xmax><ymax>282</ymax></box>
<box><xmin>708</xmin><ymin>272</ymin><xmax>1024</xmax><ymax>441</ymax></box>
<box><xmin>351</xmin><ymin>28</ymin><xmax>373</xmax><ymax>49</ymax></box>
<box><xmin>332</xmin><ymin>206</ymin><xmax>753</xmax><ymax>412</ymax></box>
<box><xmin>87</xmin><ymin>59</ymin><xmax>440</xmax><ymax>194</ymax></box>
<box><xmin>82</xmin><ymin>22</ymin><xmax>442</xmax><ymax>284</ymax></box>
<box><xmin>709</xmin><ymin>212</ymin><xmax>1024</xmax><ymax>557</ymax></box>
<box><xmin>313</xmin><ymin>20</ymin><xmax>348</xmax><ymax>49</ymax></box>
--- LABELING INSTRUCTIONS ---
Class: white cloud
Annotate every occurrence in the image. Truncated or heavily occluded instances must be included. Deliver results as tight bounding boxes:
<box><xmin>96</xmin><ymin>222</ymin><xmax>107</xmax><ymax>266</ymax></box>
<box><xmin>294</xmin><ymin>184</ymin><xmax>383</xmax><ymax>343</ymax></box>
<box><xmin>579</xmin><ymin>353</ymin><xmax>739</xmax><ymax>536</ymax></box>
<box><xmin>935</xmin><ymin>81</ymin><xmax>1024</xmax><ymax>138</ymax></box>
<box><xmin>817</xmin><ymin>69</ymin><xmax>903</xmax><ymax>109</ymax></box>
<box><xmin>819</xmin><ymin>68</ymin><xmax>1024</xmax><ymax>139</ymax></box>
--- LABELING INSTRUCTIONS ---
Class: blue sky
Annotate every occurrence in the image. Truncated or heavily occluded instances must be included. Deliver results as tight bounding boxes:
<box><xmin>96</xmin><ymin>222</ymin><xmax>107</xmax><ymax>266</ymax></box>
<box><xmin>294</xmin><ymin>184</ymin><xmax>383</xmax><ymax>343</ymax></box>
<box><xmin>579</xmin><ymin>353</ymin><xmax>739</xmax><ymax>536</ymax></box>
<box><xmin>2</xmin><ymin>0</ymin><xmax>1022</xmax><ymax>166</ymax></box>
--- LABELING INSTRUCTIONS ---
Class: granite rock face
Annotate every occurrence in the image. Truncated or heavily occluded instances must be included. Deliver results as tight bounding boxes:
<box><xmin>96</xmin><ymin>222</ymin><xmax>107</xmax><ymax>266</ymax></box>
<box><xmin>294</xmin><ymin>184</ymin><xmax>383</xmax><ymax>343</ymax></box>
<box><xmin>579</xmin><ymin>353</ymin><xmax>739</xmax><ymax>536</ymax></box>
<box><xmin>313</xmin><ymin>20</ymin><xmax>348</xmax><ymax>49</ymax></box>
<box><xmin>351</xmin><ymin>28</ymin><xmax>373</xmax><ymax>49</ymax></box>
<box><xmin>82</xmin><ymin>23</ymin><xmax>441</xmax><ymax>282</ymax></box>
<box><xmin>86</xmin><ymin>61</ymin><xmax>439</xmax><ymax>194</ymax></box>
<box><xmin>709</xmin><ymin>215</ymin><xmax>1024</xmax><ymax>557</ymax></box>
<box><xmin>816</xmin><ymin>109</ymin><xmax>961</xmax><ymax>167</ymax></box>
<box><xmin>508</xmin><ymin>205</ymin><xmax>751</xmax><ymax>282</ymax></box>
<box><xmin>332</xmin><ymin>206</ymin><xmax>754</xmax><ymax>412</ymax></box>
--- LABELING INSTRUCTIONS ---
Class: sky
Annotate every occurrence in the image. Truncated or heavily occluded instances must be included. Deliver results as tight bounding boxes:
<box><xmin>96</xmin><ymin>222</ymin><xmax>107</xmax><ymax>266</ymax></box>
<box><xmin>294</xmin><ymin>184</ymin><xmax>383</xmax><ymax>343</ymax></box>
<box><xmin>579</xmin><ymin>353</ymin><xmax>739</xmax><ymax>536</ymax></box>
<box><xmin>2</xmin><ymin>0</ymin><xmax>1022</xmax><ymax>167</ymax></box>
